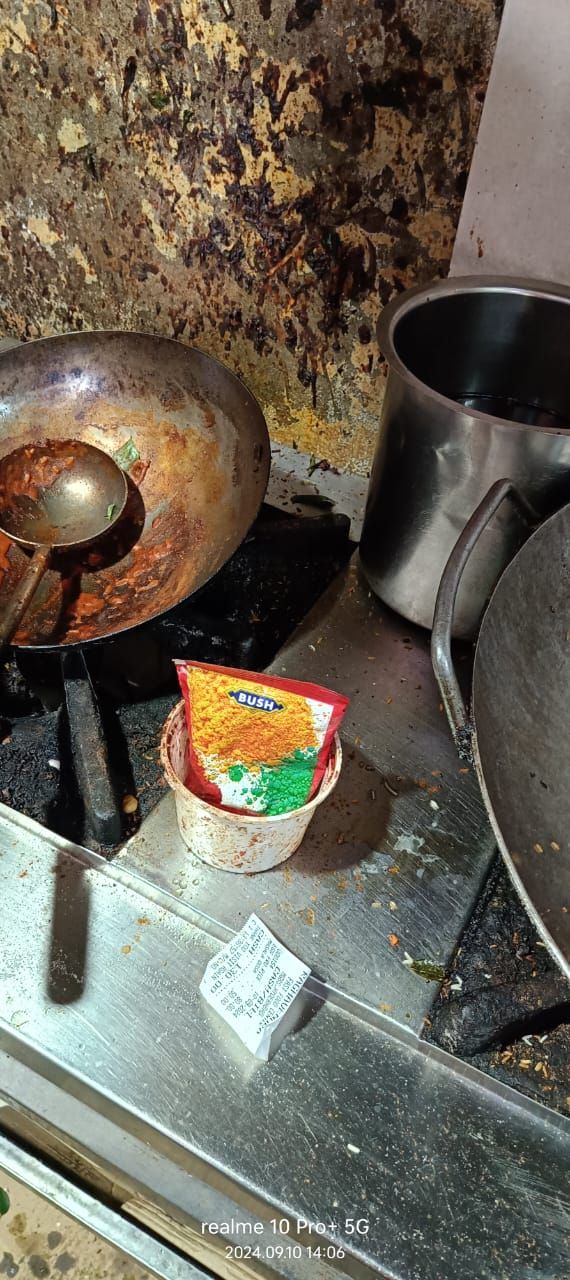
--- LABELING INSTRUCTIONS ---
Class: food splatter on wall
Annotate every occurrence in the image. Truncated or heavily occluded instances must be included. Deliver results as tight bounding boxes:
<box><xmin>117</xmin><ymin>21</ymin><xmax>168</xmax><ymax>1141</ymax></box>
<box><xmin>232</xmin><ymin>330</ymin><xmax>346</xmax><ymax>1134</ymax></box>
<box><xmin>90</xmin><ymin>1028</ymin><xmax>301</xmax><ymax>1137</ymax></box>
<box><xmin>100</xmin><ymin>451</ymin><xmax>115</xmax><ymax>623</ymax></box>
<box><xmin>0</xmin><ymin>0</ymin><xmax>501</xmax><ymax>472</ymax></box>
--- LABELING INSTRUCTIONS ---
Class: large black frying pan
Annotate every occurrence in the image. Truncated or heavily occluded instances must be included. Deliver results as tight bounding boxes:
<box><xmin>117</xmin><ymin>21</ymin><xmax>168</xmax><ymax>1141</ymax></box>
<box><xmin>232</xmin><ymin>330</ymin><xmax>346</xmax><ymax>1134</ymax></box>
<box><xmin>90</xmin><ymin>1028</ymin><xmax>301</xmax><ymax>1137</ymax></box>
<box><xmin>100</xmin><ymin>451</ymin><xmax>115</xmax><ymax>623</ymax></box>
<box><xmin>0</xmin><ymin>332</ymin><xmax>270</xmax><ymax>841</ymax></box>
<box><xmin>432</xmin><ymin>480</ymin><xmax>570</xmax><ymax>982</ymax></box>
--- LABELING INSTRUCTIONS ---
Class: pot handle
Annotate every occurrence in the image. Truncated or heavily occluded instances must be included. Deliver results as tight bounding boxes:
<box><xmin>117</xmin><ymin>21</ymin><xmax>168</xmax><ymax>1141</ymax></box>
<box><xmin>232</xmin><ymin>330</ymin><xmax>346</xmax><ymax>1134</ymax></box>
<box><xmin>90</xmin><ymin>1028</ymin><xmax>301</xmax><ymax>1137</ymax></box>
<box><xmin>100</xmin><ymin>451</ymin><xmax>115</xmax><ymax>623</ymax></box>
<box><xmin>431</xmin><ymin>479</ymin><xmax>537</xmax><ymax>758</ymax></box>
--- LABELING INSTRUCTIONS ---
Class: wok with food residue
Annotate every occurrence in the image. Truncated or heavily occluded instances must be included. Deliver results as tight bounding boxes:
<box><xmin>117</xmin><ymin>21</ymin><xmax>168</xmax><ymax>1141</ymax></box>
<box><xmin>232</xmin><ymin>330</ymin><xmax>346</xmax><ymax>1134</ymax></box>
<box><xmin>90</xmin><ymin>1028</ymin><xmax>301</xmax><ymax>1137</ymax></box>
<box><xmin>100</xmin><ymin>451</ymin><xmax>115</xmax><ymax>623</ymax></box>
<box><xmin>0</xmin><ymin>331</ymin><xmax>270</xmax><ymax>650</ymax></box>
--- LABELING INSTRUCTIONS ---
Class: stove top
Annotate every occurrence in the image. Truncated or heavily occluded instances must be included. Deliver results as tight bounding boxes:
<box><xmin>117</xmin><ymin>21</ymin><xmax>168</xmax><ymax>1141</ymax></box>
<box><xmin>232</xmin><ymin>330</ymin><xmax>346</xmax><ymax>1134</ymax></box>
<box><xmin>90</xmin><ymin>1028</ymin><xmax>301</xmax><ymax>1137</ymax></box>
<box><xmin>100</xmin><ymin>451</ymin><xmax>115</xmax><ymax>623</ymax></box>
<box><xmin>1</xmin><ymin>505</ymin><xmax>568</xmax><ymax>1127</ymax></box>
<box><xmin>0</xmin><ymin>543</ymin><xmax>568</xmax><ymax>1279</ymax></box>
<box><xmin>0</xmin><ymin>502</ymin><xmax>353</xmax><ymax>848</ymax></box>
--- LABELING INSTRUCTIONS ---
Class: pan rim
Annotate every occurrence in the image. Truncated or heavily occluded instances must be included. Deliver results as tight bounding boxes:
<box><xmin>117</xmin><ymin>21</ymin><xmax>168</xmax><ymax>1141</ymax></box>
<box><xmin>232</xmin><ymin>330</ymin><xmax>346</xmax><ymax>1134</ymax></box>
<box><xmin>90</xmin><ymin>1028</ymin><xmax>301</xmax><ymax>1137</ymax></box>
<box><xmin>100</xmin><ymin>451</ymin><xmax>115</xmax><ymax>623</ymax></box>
<box><xmin>377</xmin><ymin>273</ymin><xmax>570</xmax><ymax>439</ymax></box>
<box><xmin>471</xmin><ymin>500</ymin><xmax>570</xmax><ymax>981</ymax></box>
<box><xmin>0</xmin><ymin>327</ymin><xmax>269</xmax><ymax>422</ymax></box>
<box><xmin>471</xmin><ymin>732</ymin><xmax>570</xmax><ymax>982</ymax></box>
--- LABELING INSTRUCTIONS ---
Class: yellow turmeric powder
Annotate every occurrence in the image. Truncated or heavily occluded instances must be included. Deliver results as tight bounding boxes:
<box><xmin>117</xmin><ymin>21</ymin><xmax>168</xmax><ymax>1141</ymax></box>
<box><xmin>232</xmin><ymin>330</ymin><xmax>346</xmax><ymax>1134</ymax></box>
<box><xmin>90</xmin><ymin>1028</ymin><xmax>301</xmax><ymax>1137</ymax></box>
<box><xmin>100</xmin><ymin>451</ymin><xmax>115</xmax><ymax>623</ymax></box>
<box><xmin>187</xmin><ymin>667</ymin><xmax>316</xmax><ymax>769</ymax></box>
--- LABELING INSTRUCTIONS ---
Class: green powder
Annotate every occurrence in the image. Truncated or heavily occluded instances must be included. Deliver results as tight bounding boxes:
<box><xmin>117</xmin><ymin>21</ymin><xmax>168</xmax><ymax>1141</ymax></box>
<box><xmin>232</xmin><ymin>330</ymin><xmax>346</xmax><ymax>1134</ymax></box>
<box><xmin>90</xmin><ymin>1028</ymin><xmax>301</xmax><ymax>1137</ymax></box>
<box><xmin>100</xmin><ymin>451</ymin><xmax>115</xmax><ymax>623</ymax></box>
<box><xmin>228</xmin><ymin>764</ymin><xmax>246</xmax><ymax>781</ymax></box>
<box><xmin>226</xmin><ymin>748</ymin><xmax>319</xmax><ymax>814</ymax></box>
<box><xmin>254</xmin><ymin>748</ymin><xmax>318</xmax><ymax>815</ymax></box>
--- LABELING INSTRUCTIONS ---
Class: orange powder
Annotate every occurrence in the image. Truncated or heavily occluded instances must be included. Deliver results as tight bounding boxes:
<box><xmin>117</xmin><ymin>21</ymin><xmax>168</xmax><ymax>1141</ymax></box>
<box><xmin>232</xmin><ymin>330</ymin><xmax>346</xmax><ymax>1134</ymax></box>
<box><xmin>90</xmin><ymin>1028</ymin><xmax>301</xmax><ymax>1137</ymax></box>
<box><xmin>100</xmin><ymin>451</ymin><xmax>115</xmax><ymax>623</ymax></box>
<box><xmin>187</xmin><ymin>667</ymin><xmax>316</xmax><ymax>769</ymax></box>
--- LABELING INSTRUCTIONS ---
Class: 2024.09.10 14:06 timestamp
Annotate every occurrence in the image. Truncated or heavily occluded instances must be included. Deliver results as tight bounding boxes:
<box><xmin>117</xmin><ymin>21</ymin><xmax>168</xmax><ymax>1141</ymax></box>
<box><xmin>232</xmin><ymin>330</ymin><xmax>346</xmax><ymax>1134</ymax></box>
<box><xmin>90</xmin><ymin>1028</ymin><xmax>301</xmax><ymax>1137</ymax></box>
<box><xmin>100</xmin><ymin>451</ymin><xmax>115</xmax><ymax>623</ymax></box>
<box><xmin>224</xmin><ymin>1245</ymin><xmax>347</xmax><ymax>1261</ymax></box>
<box><xmin>221</xmin><ymin>1217</ymin><xmax>371</xmax><ymax>1261</ymax></box>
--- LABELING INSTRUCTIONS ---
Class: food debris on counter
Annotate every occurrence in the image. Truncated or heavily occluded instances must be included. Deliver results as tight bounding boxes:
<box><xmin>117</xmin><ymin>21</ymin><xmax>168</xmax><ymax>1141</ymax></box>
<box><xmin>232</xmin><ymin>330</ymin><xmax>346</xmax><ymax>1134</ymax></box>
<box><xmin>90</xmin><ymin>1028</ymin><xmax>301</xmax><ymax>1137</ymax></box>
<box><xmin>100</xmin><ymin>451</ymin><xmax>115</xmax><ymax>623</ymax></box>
<box><xmin>403</xmin><ymin>953</ymin><xmax>446</xmax><ymax>983</ymax></box>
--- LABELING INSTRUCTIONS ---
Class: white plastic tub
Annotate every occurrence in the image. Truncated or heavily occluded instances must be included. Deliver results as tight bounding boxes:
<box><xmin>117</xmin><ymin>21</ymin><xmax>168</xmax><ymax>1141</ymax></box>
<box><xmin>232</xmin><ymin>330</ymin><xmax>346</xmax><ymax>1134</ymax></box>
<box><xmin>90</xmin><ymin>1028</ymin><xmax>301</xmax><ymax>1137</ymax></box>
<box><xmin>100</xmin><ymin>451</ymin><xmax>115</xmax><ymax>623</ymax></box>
<box><xmin>160</xmin><ymin>699</ymin><xmax>342</xmax><ymax>873</ymax></box>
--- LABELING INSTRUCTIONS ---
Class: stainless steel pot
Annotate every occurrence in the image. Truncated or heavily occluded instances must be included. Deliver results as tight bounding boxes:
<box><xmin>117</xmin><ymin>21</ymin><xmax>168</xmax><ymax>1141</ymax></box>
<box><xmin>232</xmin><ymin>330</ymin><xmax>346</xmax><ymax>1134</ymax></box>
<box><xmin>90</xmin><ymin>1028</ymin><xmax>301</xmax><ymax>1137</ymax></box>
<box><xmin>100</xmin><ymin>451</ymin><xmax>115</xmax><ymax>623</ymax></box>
<box><xmin>360</xmin><ymin>275</ymin><xmax>570</xmax><ymax>637</ymax></box>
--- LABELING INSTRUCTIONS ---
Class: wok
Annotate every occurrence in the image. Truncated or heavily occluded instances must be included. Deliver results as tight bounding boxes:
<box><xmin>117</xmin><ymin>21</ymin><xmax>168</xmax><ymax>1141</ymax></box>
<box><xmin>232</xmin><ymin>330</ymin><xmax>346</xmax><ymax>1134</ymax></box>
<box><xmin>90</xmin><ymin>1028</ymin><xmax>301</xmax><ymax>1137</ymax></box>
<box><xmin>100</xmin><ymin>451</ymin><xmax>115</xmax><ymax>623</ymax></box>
<box><xmin>0</xmin><ymin>331</ymin><xmax>270</xmax><ymax>844</ymax></box>
<box><xmin>432</xmin><ymin>480</ymin><xmax>570</xmax><ymax>981</ymax></box>
<box><xmin>0</xmin><ymin>331</ymin><xmax>270</xmax><ymax>648</ymax></box>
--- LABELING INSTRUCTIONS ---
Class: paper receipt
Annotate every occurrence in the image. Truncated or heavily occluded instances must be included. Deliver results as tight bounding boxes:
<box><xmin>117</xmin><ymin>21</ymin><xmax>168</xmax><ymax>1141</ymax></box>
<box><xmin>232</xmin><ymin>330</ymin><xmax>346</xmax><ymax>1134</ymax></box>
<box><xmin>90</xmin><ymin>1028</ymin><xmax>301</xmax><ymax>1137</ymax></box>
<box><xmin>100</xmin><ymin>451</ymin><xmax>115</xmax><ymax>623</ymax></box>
<box><xmin>200</xmin><ymin>914</ymin><xmax>311</xmax><ymax>1060</ymax></box>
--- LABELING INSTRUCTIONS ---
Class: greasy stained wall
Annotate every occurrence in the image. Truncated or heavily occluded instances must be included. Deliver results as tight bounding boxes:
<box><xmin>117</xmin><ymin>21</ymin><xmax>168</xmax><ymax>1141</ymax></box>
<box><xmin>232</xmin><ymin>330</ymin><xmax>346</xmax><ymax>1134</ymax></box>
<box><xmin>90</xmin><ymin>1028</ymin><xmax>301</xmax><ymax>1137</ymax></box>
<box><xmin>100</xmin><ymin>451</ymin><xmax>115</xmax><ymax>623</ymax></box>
<box><xmin>0</xmin><ymin>0</ymin><xmax>501</xmax><ymax>473</ymax></box>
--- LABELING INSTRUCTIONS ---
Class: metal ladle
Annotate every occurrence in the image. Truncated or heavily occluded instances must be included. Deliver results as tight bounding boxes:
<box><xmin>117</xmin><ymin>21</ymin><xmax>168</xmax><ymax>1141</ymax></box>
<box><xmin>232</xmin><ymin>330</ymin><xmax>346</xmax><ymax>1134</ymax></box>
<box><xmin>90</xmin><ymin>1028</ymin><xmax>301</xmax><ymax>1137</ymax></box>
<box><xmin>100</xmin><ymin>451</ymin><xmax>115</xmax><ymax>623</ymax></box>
<box><xmin>0</xmin><ymin>438</ymin><xmax>128</xmax><ymax>651</ymax></box>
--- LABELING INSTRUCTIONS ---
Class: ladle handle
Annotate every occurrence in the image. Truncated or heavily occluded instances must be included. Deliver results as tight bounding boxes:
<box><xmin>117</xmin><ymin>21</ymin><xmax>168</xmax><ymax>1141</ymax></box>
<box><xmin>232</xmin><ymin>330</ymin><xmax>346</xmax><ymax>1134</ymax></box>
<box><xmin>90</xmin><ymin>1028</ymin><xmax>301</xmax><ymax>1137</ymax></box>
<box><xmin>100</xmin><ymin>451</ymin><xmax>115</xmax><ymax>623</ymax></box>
<box><xmin>0</xmin><ymin>545</ymin><xmax>51</xmax><ymax>653</ymax></box>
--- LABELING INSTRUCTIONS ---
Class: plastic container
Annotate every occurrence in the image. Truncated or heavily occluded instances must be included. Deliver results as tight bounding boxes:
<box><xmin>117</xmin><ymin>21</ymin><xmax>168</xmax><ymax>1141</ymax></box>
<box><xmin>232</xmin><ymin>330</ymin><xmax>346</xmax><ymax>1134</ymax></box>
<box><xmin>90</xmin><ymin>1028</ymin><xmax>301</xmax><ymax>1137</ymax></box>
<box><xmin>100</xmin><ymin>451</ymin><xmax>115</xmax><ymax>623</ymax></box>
<box><xmin>160</xmin><ymin>699</ymin><xmax>342</xmax><ymax>873</ymax></box>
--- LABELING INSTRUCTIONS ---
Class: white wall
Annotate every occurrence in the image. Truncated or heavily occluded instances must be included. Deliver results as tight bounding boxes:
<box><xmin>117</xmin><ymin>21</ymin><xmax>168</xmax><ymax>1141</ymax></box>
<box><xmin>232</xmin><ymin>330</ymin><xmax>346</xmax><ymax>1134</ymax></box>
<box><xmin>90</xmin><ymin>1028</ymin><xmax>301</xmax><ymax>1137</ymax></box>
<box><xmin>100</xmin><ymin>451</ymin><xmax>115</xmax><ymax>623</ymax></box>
<box><xmin>452</xmin><ymin>0</ymin><xmax>570</xmax><ymax>284</ymax></box>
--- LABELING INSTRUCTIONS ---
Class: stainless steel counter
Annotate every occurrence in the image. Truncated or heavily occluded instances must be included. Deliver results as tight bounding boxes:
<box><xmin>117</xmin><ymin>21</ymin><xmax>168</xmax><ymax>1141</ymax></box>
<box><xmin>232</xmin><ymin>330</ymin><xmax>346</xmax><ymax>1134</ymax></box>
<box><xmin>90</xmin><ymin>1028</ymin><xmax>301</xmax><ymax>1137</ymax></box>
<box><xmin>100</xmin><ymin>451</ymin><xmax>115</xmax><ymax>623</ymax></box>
<box><xmin>120</xmin><ymin>558</ymin><xmax>495</xmax><ymax>1036</ymax></box>
<box><xmin>1</xmin><ymin>561</ymin><xmax>569</xmax><ymax>1279</ymax></box>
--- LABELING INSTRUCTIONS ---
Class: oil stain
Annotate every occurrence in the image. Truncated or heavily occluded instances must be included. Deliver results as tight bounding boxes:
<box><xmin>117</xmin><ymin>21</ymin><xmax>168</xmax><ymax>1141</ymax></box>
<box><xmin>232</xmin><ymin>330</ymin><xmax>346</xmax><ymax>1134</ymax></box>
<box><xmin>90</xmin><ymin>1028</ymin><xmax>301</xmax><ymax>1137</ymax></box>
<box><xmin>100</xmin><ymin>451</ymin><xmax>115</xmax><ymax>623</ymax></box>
<box><xmin>28</xmin><ymin>1259</ymin><xmax>50</xmax><ymax>1280</ymax></box>
<box><xmin>7</xmin><ymin>1214</ymin><xmax>26</xmax><ymax>1241</ymax></box>
<box><xmin>0</xmin><ymin>1253</ymin><xmax>20</xmax><ymax>1278</ymax></box>
<box><xmin>54</xmin><ymin>1256</ymin><xmax>75</xmax><ymax>1274</ymax></box>
<box><xmin>0</xmin><ymin>0</ymin><xmax>502</xmax><ymax>474</ymax></box>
